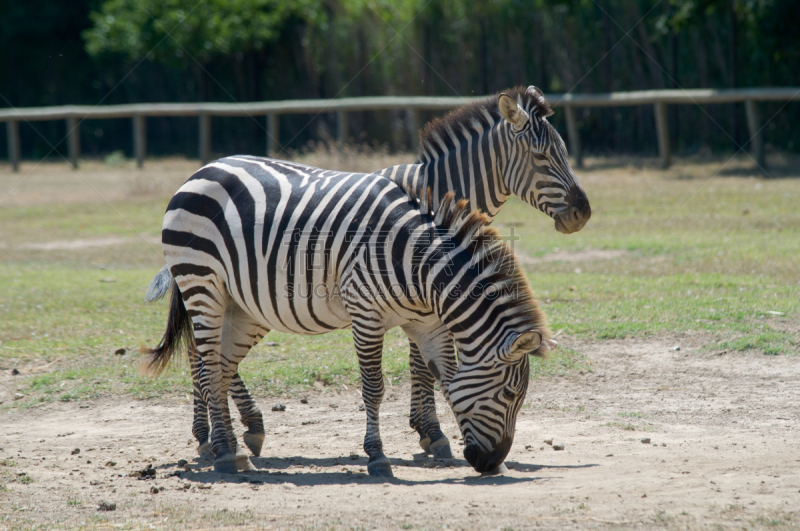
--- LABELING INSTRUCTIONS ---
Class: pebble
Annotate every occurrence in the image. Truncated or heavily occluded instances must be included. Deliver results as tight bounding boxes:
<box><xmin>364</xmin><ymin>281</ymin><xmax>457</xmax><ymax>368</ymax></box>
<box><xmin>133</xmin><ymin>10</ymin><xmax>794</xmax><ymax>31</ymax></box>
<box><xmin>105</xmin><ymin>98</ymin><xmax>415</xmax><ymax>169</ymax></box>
<box><xmin>150</xmin><ymin>486</ymin><xmax>160</xmax><ymax>494</ymax></box>
<box><xmin>358</xmin><ymin>404</ymin><xmax>365</xmax><ymax>411</ymax></box>
<box><xmin>265</xmin><ymin>341</ymin><xmax>279</xmax><ymax>347</ymax></box>
<box><xmin>641</xmin><ymin>438</ymin><xmax>651</xmax><ymax>444</ymax></box>
<box><xmin>71</xmin><ymin>448</ymin><xmax>80</xmax><ymax>455</ymax></box>
<box><xmin>543</xmin><ymin>439</ymin><xmax>553</xmax><ymax>446</ymax></box>
<box><xmin>672</xmin><ymin>346</ymin><xmax>680</xmax><ymax>351</ymax></box>
<box><xmin>97</xmin><ymin>501</ymin><xmax>116</xmax><ymax>512</ymax></box>
<box><xmin>552</xmin><ymin>443</ymin><xmax>565</xmax><ymax>451</ymax></box>
<box><xmin>271</xmin><ymin>403</ymin><xmax>286</xmax><ymax>412</ymax></box>
<box><xmin>177</xmin><ymin>459</ymin><xmax>188</xmax><ymax>467</ymax></box>
<box><xmin>11</xmin><ymin>368</ymin><xmax>19</xmax><ymax>376</ymax></box>
<box><xmin>300</xmin><ymin>397</ymin><xmax>309</xmax><ymax>404</ymax></box>
<box><xmin>14</xmin><ymin>393</ymin><xmax>24</xmax><ymax>400</ymax></box>
<box><xmin>114</xmin><ymin>348</ymin><xmax>126</xmax><ymax>356</ymax></box>
<box><xmin>105</xmin><ymin>461</ymin><xmax>116</xmax><ymax>467</ymax></box>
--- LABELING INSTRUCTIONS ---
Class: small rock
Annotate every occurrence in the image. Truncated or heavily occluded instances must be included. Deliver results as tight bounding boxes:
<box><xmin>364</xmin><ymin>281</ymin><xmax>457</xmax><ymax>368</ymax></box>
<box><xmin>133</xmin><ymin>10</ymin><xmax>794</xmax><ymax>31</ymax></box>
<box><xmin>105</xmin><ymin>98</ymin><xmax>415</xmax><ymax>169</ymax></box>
<box><xmin>105</xmin><ymin>461</ymin><xmax>116</xmax><ymax>467</ymax></box>
<box><xmin>543</xmin><ymin>439</ymin><xmax>553</xmax><ymax>446</ymax></box>
<box><xmin>99</xmin><ymin>278</ymin><xmax>116</xmax><ymax>283</ymax></box>
<box><xmin>329</xmin><ymin>404</ymin><xmax>338</xmax><ymax>409</ymax></box>
<box><xmin>114</xmin><ymin>348</ymin><xmax>126</xmax><ymax>356</ymax></box>
<box><xmin>661</xmin><ymin>443</ymin><xmax>667</xmax><ymax>447</ymax></box>
<box><xmin>349</xmin><ymin>452</ymin><xmax>359</xmax><ymax>460</ymax></box>
<box><xmin>14</xmin><ymin>393</ymin><xmax>24</xmax><ymax>400</ymax></box>
<box><xmin>552</xmin><ymin>443</ymin><xmax>565</xmax><ymax>451</ymax></box>
<box><xmin>71</xmin><ymin>448</ymin><xmax>80</xmax><ymax>455</ymax></box>
<box><xmin>671</xmin><ymin>346</ymin><xmax>680</xmax><ymax>351</ymax></box>
<box><xmin>197</xmin><ymin>484</ymin><xmax>211</xmax><ymax>490</ymax></box>
<box><xmin>97</xmin><ymin>501</ymin><xmax>116</xmax><ymax>512</ymax></box>
<box><xmin>569</xmin><ymin>286</ymin><xmax>577</xmax><ymax>291</ymax></box>
<box><xmin>271</xmin><ymin>403</ymin><xmax>286</xmax><ymax>412</ymax></box>
<box><xmin>265</xmin><ymin>341</ymin><xmax>279</xmax><ymax>347</ymax></box>
<box><xmin>641</xmin><ymin>438</ymin><xmax>651</xmax><ymax>444</ymax></box>
<box><xmin>642</xmin><ymin>493</ymin><xmax>647</xmax><ymax>498</ymax></box>
<box><xmin>300</xmin><ymin>397</ymin><xmax>309</xmax><ymax>404</ymax></box>
<box><xmin>183</xmin><ymin>464</ymin><xmax>192</xmax><ymax>472</ymax></box>
<box><xmin>132</xmin><ymin>464</ymin><xmax>155</xmax><ymax>479</ymax></box>
<box><xmin>358</xmin><ymin>404</ymin><xmax>365</xmax><ymax>411</ymax></box>
<box><xmin>150</xmin><ymin>486</ymin><xmax>160</xmax><ymax>494</ymax></box>
<box><xmin>11</xmin><ymin>368</ymin><xmax>19</xmax><ymax>376</ymax></box>
<box><xmin>177</xmin><ymin>459</ymin><xmax>188</xmax><ymax>467</ymax></box>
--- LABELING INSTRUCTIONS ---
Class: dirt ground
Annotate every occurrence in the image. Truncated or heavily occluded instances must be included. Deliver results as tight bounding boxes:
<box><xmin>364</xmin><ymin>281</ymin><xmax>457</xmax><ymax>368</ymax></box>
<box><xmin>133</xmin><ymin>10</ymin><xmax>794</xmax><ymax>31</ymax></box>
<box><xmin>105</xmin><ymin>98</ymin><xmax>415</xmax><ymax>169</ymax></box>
<box><xmin>1</xmin><ymin>335</ymin><xmax>798</xmax><ymax>530</ymax></box>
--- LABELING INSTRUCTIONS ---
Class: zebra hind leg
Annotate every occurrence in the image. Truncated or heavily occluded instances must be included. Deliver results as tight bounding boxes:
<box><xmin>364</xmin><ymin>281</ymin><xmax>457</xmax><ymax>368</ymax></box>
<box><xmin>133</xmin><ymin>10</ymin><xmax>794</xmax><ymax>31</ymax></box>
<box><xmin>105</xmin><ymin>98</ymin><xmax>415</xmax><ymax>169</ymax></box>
<box><xmin>408</xmin><ymin>341</ymin><xmax>452</xmax><ymax>459</ymax></box>
<box><xmin>230</xmin><ymin>371</ymin><xmax>266</xmax><ymax>457</ymax></box>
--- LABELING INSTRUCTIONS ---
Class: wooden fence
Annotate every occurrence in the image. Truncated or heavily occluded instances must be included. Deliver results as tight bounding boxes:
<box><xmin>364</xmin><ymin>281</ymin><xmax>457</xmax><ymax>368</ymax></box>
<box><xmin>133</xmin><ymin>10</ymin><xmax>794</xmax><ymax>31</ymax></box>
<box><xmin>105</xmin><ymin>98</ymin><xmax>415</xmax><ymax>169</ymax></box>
<box><xmin>1</xmin><ymin>87</ymin><xmax>798</xmax><ymax>172</ymax></box>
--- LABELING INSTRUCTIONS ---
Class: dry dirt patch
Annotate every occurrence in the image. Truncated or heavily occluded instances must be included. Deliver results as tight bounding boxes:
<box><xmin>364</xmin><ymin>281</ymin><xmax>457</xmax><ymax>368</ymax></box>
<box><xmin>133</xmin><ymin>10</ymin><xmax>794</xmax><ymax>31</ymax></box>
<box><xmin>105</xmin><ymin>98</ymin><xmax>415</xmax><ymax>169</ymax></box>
<box><xmin>1</xmin><ymin>337</ymin><xmax>798</xmax><ymax>530</ymax></box>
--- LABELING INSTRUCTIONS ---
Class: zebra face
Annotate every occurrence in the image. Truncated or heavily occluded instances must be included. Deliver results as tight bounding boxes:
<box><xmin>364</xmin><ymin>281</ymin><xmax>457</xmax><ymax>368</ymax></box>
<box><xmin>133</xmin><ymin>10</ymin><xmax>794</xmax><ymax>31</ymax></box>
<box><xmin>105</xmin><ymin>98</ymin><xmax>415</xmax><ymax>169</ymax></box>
<box><xmin>498</xmin><ymin>87</ymin><xmax>591</xmax><ymax>234</ymax></box>
<box><xmin>448</xmin><ymin>330</ymin><xmax>541</xmax><ymax>473</ymax></box>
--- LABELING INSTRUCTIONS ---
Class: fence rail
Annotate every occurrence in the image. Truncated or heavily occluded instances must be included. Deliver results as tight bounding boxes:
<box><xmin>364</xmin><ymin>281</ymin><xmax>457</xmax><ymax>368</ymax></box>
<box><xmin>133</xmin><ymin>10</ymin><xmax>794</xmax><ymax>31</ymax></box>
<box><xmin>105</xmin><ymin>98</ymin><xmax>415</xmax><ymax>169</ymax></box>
<box><xmin>2</xmin><ymin>87</ymin><xmax>798</xmax><ymax>172</ymax></box>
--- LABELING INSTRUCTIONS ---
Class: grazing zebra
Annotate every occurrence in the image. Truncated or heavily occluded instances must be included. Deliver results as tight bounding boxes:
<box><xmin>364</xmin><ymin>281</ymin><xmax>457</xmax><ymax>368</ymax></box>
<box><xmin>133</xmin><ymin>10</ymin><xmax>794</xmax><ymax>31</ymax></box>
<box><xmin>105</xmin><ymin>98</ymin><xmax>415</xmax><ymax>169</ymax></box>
<box><xmin>176</xmin><ymin>85</ymin><xmax>591</xmax><ymax>462</ymax></box>
<box><xmin>144</xmin><ymin>156</ymin><xmax>555</xmax><ymax>476</ymax></box>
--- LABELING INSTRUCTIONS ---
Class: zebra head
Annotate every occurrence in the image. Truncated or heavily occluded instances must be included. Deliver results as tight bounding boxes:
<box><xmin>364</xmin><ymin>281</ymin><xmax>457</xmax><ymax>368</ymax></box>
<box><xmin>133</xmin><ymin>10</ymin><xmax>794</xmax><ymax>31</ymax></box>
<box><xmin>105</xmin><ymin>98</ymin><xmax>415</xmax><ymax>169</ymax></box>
<box><xmin>498</xmin><ymin>86</ymin><xmax>591</xmax><ymax>234</ymax></box>
<box><xmin>448</xmin><ymin>329</ymin><xmax>551</xmax><ymax>473</ymax></box>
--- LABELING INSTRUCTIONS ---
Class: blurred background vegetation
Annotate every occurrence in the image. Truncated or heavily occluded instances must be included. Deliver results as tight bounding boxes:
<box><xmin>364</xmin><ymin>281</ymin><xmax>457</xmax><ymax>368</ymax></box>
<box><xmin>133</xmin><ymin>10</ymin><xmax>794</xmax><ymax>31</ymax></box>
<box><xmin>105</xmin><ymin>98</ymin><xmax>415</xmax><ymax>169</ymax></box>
<box><xmin>1</xmin><ymin>0</ymin><xmax>799</xmax><ymax>160</ymax></box>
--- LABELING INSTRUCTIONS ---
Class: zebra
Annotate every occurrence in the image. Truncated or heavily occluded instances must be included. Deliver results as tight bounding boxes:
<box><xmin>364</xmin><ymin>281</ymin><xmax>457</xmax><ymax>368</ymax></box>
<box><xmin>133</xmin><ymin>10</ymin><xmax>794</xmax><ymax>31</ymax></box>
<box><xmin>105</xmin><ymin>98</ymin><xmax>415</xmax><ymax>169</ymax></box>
<box><xmin>180</xmin><ymin>85</ymin><xmax>591</xmax><ymax>462</ymax></box>
<box><xmin>143</xmin><ymin>156</ymin><xmax>556</xmax><ymax>477</ymax></box>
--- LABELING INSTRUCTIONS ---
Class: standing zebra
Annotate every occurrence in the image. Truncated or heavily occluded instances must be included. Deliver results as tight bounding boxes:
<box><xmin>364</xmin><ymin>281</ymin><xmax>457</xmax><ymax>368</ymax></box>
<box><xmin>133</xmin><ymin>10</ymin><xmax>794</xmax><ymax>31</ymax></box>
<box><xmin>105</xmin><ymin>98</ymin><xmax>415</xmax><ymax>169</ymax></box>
<box><xmin>144</xmin><ymin>156</ymin><xmax>555</xmax><ymax>476</ymax></box>
<box><xmin>180</xmin><ymin>85</ymin><xmax>591</xmax><ymax>462</ymax></box>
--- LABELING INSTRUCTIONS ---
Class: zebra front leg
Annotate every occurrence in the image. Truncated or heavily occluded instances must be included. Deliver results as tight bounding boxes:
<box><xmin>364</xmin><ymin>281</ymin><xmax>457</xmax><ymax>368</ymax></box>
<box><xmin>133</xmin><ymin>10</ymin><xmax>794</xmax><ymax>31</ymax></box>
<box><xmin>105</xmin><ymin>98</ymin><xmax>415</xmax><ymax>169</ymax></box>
<box><xmin>408</xmin><ymin>341</ymin><xmax>450</xmax><ymax>458</ymax></box>
<box><xmin>351</xmin><ymin>317</ymin><xmax>393</xmax><ymax>478</ymax></box>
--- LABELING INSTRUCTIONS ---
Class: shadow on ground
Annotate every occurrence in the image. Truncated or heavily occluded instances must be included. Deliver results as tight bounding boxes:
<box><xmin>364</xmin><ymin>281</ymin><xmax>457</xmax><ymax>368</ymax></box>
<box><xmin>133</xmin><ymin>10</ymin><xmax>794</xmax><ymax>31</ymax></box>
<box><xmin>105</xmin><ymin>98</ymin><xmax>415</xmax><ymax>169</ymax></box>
<box><xmin>161</xmin><ymin>455</ymin><xmax>599</xmax><ymax>487</ymax></box>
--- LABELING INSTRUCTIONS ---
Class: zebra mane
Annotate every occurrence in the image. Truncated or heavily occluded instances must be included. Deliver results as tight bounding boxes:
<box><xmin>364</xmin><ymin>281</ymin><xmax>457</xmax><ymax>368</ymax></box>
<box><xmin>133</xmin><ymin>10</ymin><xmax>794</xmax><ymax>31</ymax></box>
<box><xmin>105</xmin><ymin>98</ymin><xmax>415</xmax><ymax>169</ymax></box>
<box><xmin>418</xmin><ymin>86</ymin><xmax>553</xmax><ymax>160</ymax></box>
<box><xmin>408</xmin><ymin>189</ymin><xmax>550</xmax><ymax>340</ymax></box>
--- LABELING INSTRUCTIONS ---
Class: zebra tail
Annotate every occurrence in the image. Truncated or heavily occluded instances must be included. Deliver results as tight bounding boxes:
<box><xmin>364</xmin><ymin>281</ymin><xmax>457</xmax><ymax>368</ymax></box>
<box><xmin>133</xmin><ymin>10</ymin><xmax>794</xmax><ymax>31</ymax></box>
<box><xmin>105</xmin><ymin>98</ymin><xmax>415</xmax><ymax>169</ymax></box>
<box><xmin>144</xmin><ymin>265</ymin><xmax>172</xmax><ymax>303</ymax></box>
<box><xmin>139</xmin><ymin>272</ymin><xmax>195</xmax><ymax>376</ymax></box>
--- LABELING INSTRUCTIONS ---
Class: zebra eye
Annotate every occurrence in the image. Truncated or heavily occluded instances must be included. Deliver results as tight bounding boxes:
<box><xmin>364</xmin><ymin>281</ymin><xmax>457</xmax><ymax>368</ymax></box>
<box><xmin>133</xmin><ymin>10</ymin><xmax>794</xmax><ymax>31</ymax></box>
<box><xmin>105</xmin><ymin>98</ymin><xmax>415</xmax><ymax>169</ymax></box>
<box><xmin>502</xmin><ymin>386</ymin><xmax>516</xmax><ymax>400</ymax></box>
<box><xmin>532</xmin><ymin>151</ymin><xmax>548</xmax><ymax>161</ymax></box>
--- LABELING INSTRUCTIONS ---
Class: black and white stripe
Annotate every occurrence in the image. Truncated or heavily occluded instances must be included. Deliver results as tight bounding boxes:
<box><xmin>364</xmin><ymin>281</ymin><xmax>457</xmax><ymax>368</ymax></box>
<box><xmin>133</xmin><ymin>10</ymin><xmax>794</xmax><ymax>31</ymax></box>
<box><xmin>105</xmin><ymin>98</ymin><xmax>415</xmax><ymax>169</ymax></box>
<box><xmin>158</xmin><ymin>85</ymin><xmax>590</xmax><ymax>463</ymax></box>
<box><xmin>144</xmin><ymin>156</ymin><xmax>554</xmax><ymax>476</ymax></box>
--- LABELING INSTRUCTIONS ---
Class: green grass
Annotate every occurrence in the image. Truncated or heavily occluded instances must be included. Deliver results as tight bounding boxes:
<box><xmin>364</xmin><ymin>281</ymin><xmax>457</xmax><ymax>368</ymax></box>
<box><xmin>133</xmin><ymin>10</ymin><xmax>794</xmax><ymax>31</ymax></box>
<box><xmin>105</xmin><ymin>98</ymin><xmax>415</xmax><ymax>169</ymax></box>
<box><xmin>1</xmin><ymin>160</ymin><xmax>799</xmax><ymax>407</ymax></box>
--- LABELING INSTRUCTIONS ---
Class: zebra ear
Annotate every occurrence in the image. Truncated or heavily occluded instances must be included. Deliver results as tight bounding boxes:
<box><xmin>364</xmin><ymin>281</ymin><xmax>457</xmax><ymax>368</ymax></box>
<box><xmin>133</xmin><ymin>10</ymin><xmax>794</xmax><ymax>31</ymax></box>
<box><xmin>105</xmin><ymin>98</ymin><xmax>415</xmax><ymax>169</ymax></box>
<box><xmin>498</xmin><ymin>94</ymin><xmax>530</xmax><ymax>131</ymax></box>
<box><xmin>526</xmin><ymin>86</ymin><xmax>554</xmax><ymax>118</ymax></box>
<box><xmin>500</xmin><ymin>330</ymin><xmax>542</xmax><ymax>362</ymax></box>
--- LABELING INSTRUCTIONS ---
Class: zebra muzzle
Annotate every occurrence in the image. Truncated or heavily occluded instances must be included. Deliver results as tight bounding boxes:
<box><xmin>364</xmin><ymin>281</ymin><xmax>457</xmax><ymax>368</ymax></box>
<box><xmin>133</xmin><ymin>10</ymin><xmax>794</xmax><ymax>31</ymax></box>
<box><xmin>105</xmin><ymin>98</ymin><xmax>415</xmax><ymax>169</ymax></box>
<box><xmin>463</xmin><ymin>436</ymin><xmax>513</xmax><ymax>473</ymax></box>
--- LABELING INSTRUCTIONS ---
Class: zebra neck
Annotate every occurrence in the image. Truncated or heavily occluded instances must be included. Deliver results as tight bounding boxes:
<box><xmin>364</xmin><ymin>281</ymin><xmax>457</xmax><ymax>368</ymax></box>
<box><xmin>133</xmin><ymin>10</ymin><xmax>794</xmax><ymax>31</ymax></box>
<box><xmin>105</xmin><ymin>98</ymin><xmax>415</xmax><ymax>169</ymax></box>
<box><xmin>378</xmin><ymin>126</ymin><xmax>511</xmax><ymax>220</ymax></box>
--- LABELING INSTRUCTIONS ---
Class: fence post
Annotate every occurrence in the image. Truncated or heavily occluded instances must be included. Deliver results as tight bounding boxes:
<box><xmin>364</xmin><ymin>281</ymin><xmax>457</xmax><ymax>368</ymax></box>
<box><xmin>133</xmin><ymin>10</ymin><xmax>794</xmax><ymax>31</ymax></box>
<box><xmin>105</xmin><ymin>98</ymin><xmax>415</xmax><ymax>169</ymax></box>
<box><xmin>744</xmin><ymin>99</ymin><xmax>765</xmax><ymax>170</ymax></box>
<box><xmin>654</xmin><ymin>102</ymin><xmax>671</xmax><ymax>169</ymax></box>
<box><xmin>66</xmin><ymin>116</ymin><xmax>80</xmax><ymax>169</ymax></box>
<box><xmin>199</xmin><ymin>113</ymin><xmax>211</xmax><ymax>165</ymax></box>
<box><xmin>563</xmin><ymin>104</ymin><xmax>583</xmax><ymax>169</ymax></box>
<box><xmin>6</xmin><ymin>120</ymin><xmax>20</xmax><ymax>172</ymax></box>
<box><xmin>406</xmin><ymin>108</ymin><xmax>419</xmax><ymax>154</ymax></box>
<box><xmin>267</xmin><ymin>113</ymin><xmax>280</xmax><ymax>157</ymax></box>
<box><xmin>133</xmin><ymin>114</ymin><xmax>146</xmax><ymax>169</ymax></box>
<box><xmin>337</xmin><ymin>109</ymin><xmax>348</xmax><ymax>150</ymax></box>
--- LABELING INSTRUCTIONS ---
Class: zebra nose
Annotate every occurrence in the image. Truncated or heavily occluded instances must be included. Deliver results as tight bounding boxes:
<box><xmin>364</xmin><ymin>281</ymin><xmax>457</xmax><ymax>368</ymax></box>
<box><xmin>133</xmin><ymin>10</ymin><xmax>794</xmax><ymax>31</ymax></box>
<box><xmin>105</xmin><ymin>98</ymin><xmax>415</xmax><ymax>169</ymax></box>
<box><xmin>463</xmin><ymin>437</ymin><xmax>513</xmax><ymax>473</ymax></box>
<box><xmin>554</xmin><ymin>188</ymin><xmax>591</xmax><ymax>234</ymax></box>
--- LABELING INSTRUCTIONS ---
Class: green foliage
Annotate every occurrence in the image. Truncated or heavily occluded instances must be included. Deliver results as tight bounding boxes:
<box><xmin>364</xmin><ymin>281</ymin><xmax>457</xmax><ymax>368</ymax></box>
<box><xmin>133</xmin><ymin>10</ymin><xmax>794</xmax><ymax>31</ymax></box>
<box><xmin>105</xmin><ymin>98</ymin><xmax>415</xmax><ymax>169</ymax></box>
<box><xmin>84</xmin><ymin>0</ymin><xmax>324</xmax><ymax>62</ymax></box>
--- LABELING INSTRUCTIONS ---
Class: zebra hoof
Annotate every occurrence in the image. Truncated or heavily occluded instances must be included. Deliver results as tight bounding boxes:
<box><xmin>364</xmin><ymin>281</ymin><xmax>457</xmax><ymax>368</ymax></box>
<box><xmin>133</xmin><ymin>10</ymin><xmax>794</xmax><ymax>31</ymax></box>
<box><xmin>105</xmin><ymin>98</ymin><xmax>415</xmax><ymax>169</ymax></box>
<box><xmin>236</xmin><ymin>449</ymin><xmax>256</xmax><ymax>472</ymax></box>
<box><xmin>243</xmin><ymin>432</ymin><xmax>265</xmax><ymax>457</ymax></box>
<box><xmin>197</xmin><ymin>442</ymin><xmax>215</xmax><ymax>461</ymax></box>
<box><xmin>418</xmin><ymin>436</ymin><xmax>432</xmax><ymax>454</ymax></box>
<box><xmin>430</xmin><ymin>437</ymin><xmax>453</xmax><ymax>459</ymax></box>
<box><xmin>367</xmin><ymin>457</ymin><xmax>394</xmax><ymax>478</ymax></box>
<box><xmin>213</xmin><ymin>454</ymin><xmax>238</xmax><ymax>474</ymax></box>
